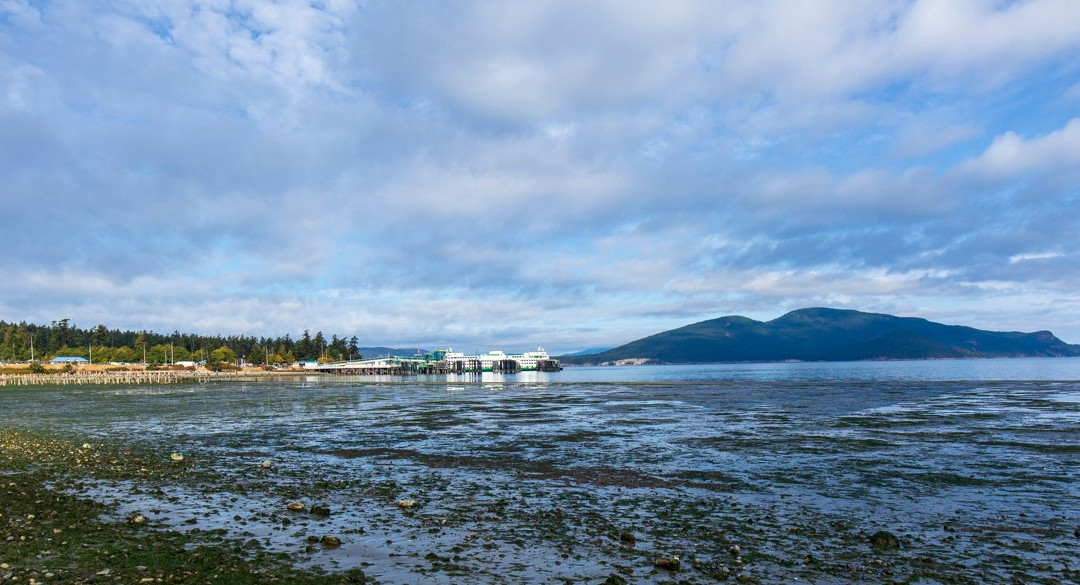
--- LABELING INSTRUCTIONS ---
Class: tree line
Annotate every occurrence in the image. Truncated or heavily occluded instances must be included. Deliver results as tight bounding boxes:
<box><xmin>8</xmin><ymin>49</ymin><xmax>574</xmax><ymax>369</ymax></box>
<box><xmin>0</xmin><ymin>319</ymin><xmax>361</xmax><ymax>365</ymax></box>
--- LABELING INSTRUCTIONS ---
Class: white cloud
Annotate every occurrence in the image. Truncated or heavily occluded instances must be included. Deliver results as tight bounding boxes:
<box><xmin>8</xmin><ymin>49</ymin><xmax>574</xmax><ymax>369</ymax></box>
<box><xmin>960</xmin><ymin>117</ymin><xmax>1080</xmax><ymax>178</ymax></box>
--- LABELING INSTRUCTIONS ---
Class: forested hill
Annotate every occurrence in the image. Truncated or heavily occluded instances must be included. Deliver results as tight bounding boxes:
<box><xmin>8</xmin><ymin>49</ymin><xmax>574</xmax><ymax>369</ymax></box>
<box><xmin>561</xmin><ymin>308</ymin><xmax>1080</xmax><ymax>364</ymax></box>
<box><xmin>0</xmin><ymin>319</ymin><xmax>363</xmax><ymax>364</ymax></box>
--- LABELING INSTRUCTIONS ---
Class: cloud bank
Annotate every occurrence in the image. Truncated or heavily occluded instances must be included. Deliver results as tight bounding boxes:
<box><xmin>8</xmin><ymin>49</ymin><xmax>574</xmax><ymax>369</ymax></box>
<box><xmin>2</xmin><ymin>0</ymin><xmax>1080</xmax><ymax>351</ymax></box>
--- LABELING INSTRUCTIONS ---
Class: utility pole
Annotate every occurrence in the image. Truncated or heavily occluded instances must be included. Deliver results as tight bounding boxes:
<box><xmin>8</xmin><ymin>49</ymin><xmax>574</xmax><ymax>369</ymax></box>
<box><xmin>30</xmin><ymin>335</ymin><xmax>34</xmax><ymax>361</ymax></box>
<box><xmin>89</xmin><ymin>343</ymin><xmax>93</xmax><ymax>365</ymax></box>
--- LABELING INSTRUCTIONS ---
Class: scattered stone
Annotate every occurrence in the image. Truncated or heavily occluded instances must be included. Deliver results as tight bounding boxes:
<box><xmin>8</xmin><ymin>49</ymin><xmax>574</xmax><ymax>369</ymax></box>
<box><xmin>398</xmin><ymin>499</ymin><xmax>419</xmax><ymax>509</ymax></box>
<box><xmin>287</xmin><ymin>502</ymin><xmax>306</xmax><ymax>512</ymax></box>
<box><xmin>82</xmin><ymin>443</ymin><xmax>91</xmax><ymax>449</ymax></box>
<box><xmin>1074</xmin><ymin>527</ymin><xmax>1080</xmax><ymax>539</ymax></box>
<box><xmin>311</xmin><ymin>504</ymin><xmax>331</xmax><ymax>516</ymax></box>
<box><xmin>619</xmin><ymin>531</ymin><xmax>636</xmax><ymax>546</ymax></box>
<box><xmin>169</xmin><ymin>453</ymin><xmax>184</xmax><ymax>462</ymax></box>
<box><xmin>603</xmin><ymin>574</ymin><xmax>627</xmax><ymax>585</ymax></box>
<box><xmin>260</xmin><ymin>459</ymin><xmax>272</xmax><ymax>469</ymax></box>
<box><xmin>344</xmin><ymin>568</ymin><xmax>367</xmax><ymax>583</ymax></box>
<box><xmin>869</xmin><ymin>530</ymin><xmax>901</xmax><ymax>550</ymax></box>
<box><xmin>654</xmin><ymin>555</ymin><xmax>680</xmax><ymax>571</ymax></box>
<box><xmin>96</xmin><ymin>568</ymin><xmax>111</xmax><ymax>576</ymax></box>
<box><xmin>729</xmin><ymin>544</ymin><xmax>741</xmax><ymax>556</ymax></box>
<box><xmin>320</xmin><ymin>535</ymin><xmax>342</xmax><ymax>548</ymax></box>
<box><xmin>130</xmin><ymin>514</ymin><xmax>147</xmax><ymax>525</ymax></box>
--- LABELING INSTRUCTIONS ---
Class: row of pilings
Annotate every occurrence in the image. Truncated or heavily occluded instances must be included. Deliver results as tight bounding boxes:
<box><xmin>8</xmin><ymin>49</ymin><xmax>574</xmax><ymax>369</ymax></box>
<box><xmin>0</xmin><ymin>370</ymin><xmax>300</xmax><ymax>387</ymax></box>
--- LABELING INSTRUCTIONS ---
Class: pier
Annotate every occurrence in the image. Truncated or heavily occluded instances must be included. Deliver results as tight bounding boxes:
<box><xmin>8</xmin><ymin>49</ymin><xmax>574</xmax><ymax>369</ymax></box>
<box><xmin>311</xmin><ymin>348</ymin><xmax>563</xmax><ymax>375</ymax></box>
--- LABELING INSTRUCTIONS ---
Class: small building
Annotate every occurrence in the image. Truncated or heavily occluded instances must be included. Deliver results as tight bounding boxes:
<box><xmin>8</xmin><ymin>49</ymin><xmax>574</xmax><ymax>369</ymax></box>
<box><xmin>50</xmin><ymin>356</ymin><xmax>90</xmax><ymax>364</ymax></box>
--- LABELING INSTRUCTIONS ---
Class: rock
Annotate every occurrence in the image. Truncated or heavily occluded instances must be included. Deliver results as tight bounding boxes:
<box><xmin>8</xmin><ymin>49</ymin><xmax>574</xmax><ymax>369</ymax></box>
<box><xmin>1074</xmin><ymin>527</ymin><xmax>1080</xmax><ymax>539</ymax></box>
<box><xmin>96</xmin><ymin>568</ymin><xmax>111</xmax><ymax>576</ymax></box>
<box><xmin>654</xmin><ymin>555</ymin><xmax>680</xmax><ymax>571</ymax></box>
<box><xmin>260</xmin><ymin>459</ymin><xmax>272</xmax><ymax>469</ymax></box>
<box><xmin>311</xmin><ymin>504</ymin><xmax>331</xmax><ymax>516</ymax></box>
<box><xmin>729</xmin><ymin>544</ymin><xmax>741</xmax><ymax>556</ymax></box>
<box><xmin>169</xmin><ymin>453</ymin><xmax>184</xmax><ymax>462</ymax></box>
<box><xmin>287</xmin><ymin>502</ymin><xmax>306</xmax><ymax>512</ymax></box>
<box><xmin>82</xmin><ymin>443</ymin><xmax>91</xmax><ymax>449</ymax></box>
<box><xmin>320</xmin><ymin>535</ymin><xmax>342</xmax><ymax>548</ymax></box>
<box><xmin>602</xmin><ymin>574</ymin><xmax>627</xmax><ymax>585</ymax></box>
<box><xmin>869</xmin><ymin>530</ymin><xmax>901</xmax><ymax>550</ymax></box>
<box><xmin>397</xmin><ymin>499</ymin><xmax>419</xmax><ymax>509</ymax></box>
<box><xmin>130</xmin><ymin>514</ymin><xmax>147</xmax><ymax>525</ymax></box>
<box><xmin>619</xmin><ymin>531</ymin><xmax>636</xmax><ymax>546</ymax></box>
<box><xmin>344</xmin><ymin>568</ymin><xmax>367</xmax><ymax>583</ymax></box>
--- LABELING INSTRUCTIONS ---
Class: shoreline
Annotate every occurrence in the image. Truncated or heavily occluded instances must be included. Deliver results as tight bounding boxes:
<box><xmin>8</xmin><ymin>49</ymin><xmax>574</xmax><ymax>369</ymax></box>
<box><xmin>0</xmin><ymin>369</ymin><xmax>316</xmax><ymax>387</ymax></box>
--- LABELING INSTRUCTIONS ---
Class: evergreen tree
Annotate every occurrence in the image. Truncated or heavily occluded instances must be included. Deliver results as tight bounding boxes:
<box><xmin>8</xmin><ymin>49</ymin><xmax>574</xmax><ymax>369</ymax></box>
<box><xmin>296</xmin><ymin>330</ymin><xmax>313</xmax><ymax>360</ymax></box>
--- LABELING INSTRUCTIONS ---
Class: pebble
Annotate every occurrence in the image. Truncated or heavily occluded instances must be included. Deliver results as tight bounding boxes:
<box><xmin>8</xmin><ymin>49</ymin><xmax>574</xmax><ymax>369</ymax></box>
<box><xmin>320</xmin><ymin>535</ymin><xmax>342</xmax><ymax>548</ymax></box>
<box><xmin>169</xmin><ymin>453</ymin><xmax>184</xmax><ymax>462</ymax></box>
<box><xmin>397</xmin><ymin>499</ymin><xmax>419</xmax><ymax>509</ymax></box>
<box><xmin>260</xmin><ymin>459</ymin><xmax>272</xmax><ymax>469</ymax></box>
<box><xmin>869</xmin><ymin>530</ymin><xmax>901</xmax><ymax>550</ymax></box>
<box><xmin>729</xmin><ymin>544</ymin><xmax>740</xmax><ymax>556</ymax></box>
<box><xmin>287</xmin><ymin>502</ymin><xmax>306</xmax><ymax>512</ymax></box>
<box><xmin>654</xmin><ymin>555</ymin><xmax>680</xmax><ymax>571</ymax></box>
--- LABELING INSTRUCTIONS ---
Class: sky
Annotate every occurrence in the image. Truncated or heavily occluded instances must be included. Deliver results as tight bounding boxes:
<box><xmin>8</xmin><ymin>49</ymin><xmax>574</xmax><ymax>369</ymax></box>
<box><xmin>2</xmin><ymin>0</ymin><xmax>1080</xmax><ymax>354</ymax></box>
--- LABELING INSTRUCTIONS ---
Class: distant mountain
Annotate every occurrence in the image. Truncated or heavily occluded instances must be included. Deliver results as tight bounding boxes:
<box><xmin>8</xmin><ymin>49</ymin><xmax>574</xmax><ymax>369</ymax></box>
<box><xmin>561</xmin><ymin>308</ymin><xmax>1080</xmax><ymax>365</ymax></box>
<box><xmin>561</xmin><ymin>347</ymin><xmax>612</xmax><ymax>357</ymax></box>
<box><xmin>358</xmin><ymin>347</ymin><xmax>429</xmax><ymax>358</ymax></box>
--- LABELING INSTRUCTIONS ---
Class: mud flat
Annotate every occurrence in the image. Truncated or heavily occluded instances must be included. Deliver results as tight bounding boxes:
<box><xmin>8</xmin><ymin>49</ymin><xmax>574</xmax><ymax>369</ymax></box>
<box><xmin>3</xmin><ymin>375</ymin><xmax>1080</xmax><ymax>583</ymax></box>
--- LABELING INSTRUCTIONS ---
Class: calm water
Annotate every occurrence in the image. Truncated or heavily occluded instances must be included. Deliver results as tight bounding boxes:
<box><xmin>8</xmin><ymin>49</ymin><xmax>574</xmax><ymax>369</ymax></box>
<box><xmin>3</xmin><ymin>359</ymin><xmax>1080</xmax><ymax>583</ymax></box>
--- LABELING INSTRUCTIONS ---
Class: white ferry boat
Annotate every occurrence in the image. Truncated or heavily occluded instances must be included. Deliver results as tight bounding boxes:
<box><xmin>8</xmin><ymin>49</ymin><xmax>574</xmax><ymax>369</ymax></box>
<box><xmin>440</xmin><ymin>347</ymin><xmax>561</xmax><ymax>372</ymax></box>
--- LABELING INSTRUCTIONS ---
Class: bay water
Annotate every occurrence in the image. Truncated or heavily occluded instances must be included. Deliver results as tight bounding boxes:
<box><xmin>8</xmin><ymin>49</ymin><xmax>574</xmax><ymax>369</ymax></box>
<box><xmin>3</xmin><ymin>358</ymin><xmax>1079</xmax><ymax>583</ymax></box>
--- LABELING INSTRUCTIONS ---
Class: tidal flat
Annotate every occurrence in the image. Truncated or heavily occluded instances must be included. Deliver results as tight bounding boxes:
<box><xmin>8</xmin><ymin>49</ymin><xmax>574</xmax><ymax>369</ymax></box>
<box><xmin>2</xmin><ymin>368</ymin><xmax>1080</xmax><ymax>583</ymax></box>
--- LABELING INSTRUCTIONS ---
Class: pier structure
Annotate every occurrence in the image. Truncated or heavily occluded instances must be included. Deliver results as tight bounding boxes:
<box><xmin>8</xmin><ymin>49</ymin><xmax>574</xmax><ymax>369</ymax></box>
<box><xmin>312</xmin><ymin>347</ymin><xmax>562</xmax><ymax>375</ymax></box>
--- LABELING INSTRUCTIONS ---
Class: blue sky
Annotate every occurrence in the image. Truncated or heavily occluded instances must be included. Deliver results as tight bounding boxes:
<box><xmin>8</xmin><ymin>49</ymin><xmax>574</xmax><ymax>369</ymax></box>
<box><xmin>2</xmin><ymin>0</ymin><xmax>1080</xmax><ymax>353</ymax></box>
